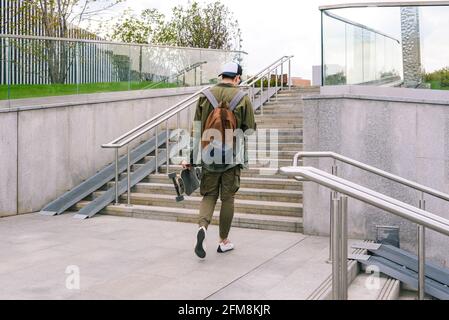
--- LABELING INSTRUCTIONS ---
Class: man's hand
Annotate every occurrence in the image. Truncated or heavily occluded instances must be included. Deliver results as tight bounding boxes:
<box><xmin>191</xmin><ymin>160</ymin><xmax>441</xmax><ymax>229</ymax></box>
<box><xmin>181</xmin><ymin>160</ymin><xmax>192</xmax><ymax>170</ymax></box>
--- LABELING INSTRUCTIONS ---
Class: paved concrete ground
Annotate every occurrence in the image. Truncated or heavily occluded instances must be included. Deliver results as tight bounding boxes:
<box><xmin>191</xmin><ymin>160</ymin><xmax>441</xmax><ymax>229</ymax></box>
<box><xmin>0</xmin><ymin>213</ymin><xmax>331</xmax><ymax>300</ymax></box>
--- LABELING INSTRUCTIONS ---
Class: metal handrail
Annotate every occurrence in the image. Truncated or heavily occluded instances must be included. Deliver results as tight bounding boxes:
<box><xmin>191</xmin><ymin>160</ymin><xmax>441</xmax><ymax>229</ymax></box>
<box><xmin>280</xmin><ymin>165</ymin><xmax>449</xmax><ymax>300</ymax></box>
<box><xmin>243</xmin><ymin>56</ymin><xmax>294</xmax><ymax>111</ymax></box>
<box><xmin>103</xmin><ymin>86</ymin><xmax>210</xmax><ymax>149</ymax></box>
<box><xmin>241</xmin><ymin>55</ymin><xmax>292</xmax><ymax>85</ymax></box>
<box><xmin>102</xmin><ymin>56</ymin><xmax>293</xmax><ymax>207</ymax></box>
<box><xmin>143</xmin><ymin>61</ymin><xmax>208</xmax><ymax>90</ymax></box>
<box><xmin>293</xmin><ymin>151</ymin><xmax>449</xmax><ymax>203</ymax></box>
<box><xmin>245</xmin><ymin>57</ymin><xmax>291</xmax><ymax>86</ymax></box>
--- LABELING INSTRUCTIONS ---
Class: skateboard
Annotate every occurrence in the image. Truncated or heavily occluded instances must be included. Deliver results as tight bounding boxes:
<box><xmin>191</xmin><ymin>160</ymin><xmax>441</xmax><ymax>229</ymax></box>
<box><xmin>168</xmin><ymin>167</ymin><xmax>202</xmax><ymax>202</ymax></box>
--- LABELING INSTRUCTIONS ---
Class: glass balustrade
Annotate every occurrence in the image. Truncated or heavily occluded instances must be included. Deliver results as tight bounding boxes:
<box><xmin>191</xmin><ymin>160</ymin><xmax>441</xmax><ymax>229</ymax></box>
<box><xmin>0</xmin><ymin>35</ymin><xmax>247</xmax><ymax>102</ymax></box>
<box><xmin>321</xmin><ymin>2</ymin><xmax>449</xmax><ymax>90</ymax></box>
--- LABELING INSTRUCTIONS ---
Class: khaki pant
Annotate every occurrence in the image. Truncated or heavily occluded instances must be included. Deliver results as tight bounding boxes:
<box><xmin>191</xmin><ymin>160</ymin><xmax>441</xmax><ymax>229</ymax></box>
<box><xmin>198</xmin><ymin>166</ymin><xmax>241</xmax><ymax>240</ymax></box>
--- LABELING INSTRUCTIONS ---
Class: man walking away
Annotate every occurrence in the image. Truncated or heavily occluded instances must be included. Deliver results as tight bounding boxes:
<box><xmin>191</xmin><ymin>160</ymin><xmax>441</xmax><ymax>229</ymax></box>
<box><xmin>182</xmin><ymin>62</ymin><xmax>256</xmax><ymax>259</ymax></box>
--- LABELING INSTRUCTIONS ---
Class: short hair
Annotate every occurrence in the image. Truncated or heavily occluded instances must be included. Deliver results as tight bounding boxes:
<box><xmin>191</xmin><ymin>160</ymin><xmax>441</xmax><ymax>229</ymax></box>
<box><xmin>222</xmin><ymin>74</ymin><xmax>239</xmax><ymax>80</ymax></box>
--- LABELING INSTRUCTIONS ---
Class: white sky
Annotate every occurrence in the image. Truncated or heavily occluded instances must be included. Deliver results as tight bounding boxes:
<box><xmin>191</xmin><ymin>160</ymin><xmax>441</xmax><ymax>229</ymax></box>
<box><xmin>100</xmin><ymin>0</ymin><xmax>449</xmax><ymax>79</ymax></box>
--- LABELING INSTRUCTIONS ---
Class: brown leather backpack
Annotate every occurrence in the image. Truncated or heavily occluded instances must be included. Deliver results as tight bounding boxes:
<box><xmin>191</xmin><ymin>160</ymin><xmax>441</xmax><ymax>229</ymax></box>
<box><xmin>201</xmin><ymin>88</ymin><xmax>247</xmax><ymax>151</ymax></box>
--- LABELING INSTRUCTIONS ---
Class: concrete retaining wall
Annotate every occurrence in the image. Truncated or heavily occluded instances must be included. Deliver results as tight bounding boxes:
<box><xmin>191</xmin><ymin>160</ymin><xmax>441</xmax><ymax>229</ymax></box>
<box><xmin>303</xmin><ymin>85</ymin><xmax>449</xmax><ymax>266</ymax></box>
<box><xmin>0</xmin><ymin>87</ymin><xmax>201</xmax><ymax>216</ymax></box>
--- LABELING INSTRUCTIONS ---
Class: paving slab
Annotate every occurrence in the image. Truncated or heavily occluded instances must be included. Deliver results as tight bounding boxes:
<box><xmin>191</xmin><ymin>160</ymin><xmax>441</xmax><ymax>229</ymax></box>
<box><xmin>0</xmin><ymin>213</ymin><xmax>331</xmax><ymax>300</ymax></box>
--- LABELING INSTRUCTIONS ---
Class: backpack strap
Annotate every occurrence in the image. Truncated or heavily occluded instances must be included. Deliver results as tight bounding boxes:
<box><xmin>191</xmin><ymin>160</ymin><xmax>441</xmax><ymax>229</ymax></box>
<box><xmin>203</xmin><ymin>88</ymin><xmax>219</xmax><ymax>109</ymax></box>
<box><xmin>229</xmin><ymin>90</ymin><xmax>247</xmax><ymax>111</ymax></box>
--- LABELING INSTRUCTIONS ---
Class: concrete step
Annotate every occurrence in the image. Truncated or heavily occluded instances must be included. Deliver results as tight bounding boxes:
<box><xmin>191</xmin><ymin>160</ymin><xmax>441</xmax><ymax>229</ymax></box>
<box><xmin>263</xmin><ymin>100</ymin><xmax>303</xmax><ymax>106</ymax></box>
<box><xmin>257</xmin><ymin>106</ymin><xmax>303</xmax><ymax>113</ymax></box>
<box><xmin>256</xmin><ymin>129</ymin><xmax>303</xmax><ymax>136</ymax></box>
<box><xmin>257</xmin><ymin>123</ymin><xmax>303</xmax><ymax>129</ymax></box>
<box><xmin>255</xmin><ymin>120</ymin><xmax>303</xmax><ymax>126</ymax></box>
<box><xmin>248</xmin><ymin>149</ymin><xmax>301</xmax><ymax>160</ymax></box>
<box><xmin>267</xmin><ymin>97</ymin><xmax>303</xmax><ymax>103</ymax></box>
<box><xmin>75</xmin><ymin>202</ymin><xmax>304</xmax><ymax>233</ymax></box>
<box><xmin>348</xmin><ymin>273</ymin><xmax>400</xmax><ymax>300</ymax></box>
<box><xmin>255</xmin><ymin>118</ymin><xmax>304</xmax><ymax>124</ymax></box>
<box><xmin>255</xmin><ymin>142</ymin><xmax>303</xmax><ymax>151</ymax></box>
<box><xmin>146</xmin><ymin>174</ymin><xmax>303</xmax><ymax>190</ymax></box>
<box><xmin>248</xmin><ymin>158</ymin><xmax>295</xmax><ymax>167</ymax></box>
<box><xmin>257</xmin><ymin>111</ymin><xmax>303</xmax><ymax>117</ymax></box>
<box><xmin>307</xmin><ymin>243</ymin><xmax>366</xmax><ymax>300</ymax></box>
<box><xmin>101</xmin><ymin>192</ymin><xmax>302</xmax><ymax>217</ymax></box>
<box><xmin>255</xmin><ymin>114</ymin><xmax>303</xmax><ymax>119</ymax></box>
<box><xmin>307</xmin><ymin>240</ymin><xmax>400</xmax><ymax>300</ymax></box>
<box><xmin>280</xmin><ymin>86</ymin><xmax>319</xmax><ymax>93</ymax></box>
<box><xmin>130</xmin><ymin>182</ymin><xmax>303</xmax><ymax>202</ymax></box>
<box><xmin>157</xmin><ymin>165</ymin><xmax>287</xmax><ymax>179</ymax></box>
<box><xmin>131</xmin><ymin>158</ymin><xmax>294</xmax><ymax>172</ymax></box>
<box><xmin>255</xmin><ymin>109</ymin><xmax>304</xmax><ymax>117</ymax></box>
<box><xmin>261</xmin><ymin>135</ymin><xmax>303</xmax><ymax>143</ymax></box>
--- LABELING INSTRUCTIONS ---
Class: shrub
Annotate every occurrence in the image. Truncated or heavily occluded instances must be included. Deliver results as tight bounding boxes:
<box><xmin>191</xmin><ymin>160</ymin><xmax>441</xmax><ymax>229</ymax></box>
<box><xmin>425</xmin><ymin>67</ymin><xmax>449</xmax><ymax>88</ymax></box>
<box><xmin>325</xmin><ymin>72</ymin><xmax>346</xmax><ymax>85</ymax></box>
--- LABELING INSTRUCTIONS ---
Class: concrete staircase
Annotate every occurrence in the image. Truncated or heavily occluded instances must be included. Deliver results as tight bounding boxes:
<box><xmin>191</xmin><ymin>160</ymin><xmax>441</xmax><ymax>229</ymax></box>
<box><xmin>307</xmin><ymin>241</ymin><xmax>432</xmax><ymax>300</ymax></box>
<box><xmin>73</xmin><ymin>87</ymin><xmax>318</xmax><ymax>233</ymax></box>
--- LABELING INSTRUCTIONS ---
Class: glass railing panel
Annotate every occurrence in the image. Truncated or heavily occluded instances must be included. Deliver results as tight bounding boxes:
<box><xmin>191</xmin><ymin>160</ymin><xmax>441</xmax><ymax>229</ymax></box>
<box><xmin>0</xmin><ymin>37</ymin><xmax>9</xmax><ymax>101</ymax></box>
<box><xmin>346</xmin><ymin>24</ymin><xmax>363</xmax><ymax>85</ymax></box>
<box><xmin>200</xmin><ymin>49</ymin><xmax>236</xmax><ymax>86</ymax></box>
<box><xmin>321</xmin><ymin>3</ymin><xmax>449</xmax><ymax>90</ymax></box>
<box><xmin>8</xmin><ymin>38</ymin><xmax>79</xmax><ymax>99</ymax></box>
<box><xmin>0</xmin><ymin>35</ymin><xmax>247</xmax><ymax>101</ymax></box>
<box><xmin>323</xmin><ymin>12</ymin><xmax>346</xmax><ymax>85</ymax></box>
<box><xmin>420</xmin><ymin>6</ymin><xmax>449</xmax><ymax>91</ymax></box>
<box><xmin>362</xmin><ymin>29</ymin><xmax>376</xmax><ymax>84</ymax></box>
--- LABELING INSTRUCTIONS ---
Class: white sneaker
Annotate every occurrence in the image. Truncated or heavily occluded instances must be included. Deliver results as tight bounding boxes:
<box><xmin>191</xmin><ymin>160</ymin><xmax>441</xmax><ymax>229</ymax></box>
<box><xmin>217</xmin><ymin>240</ymin><xmax>234</xmax><ymax>253</ymax></box>
<box><xmin>195</xmin><ymin>226</ymin><xmax>207</xmax><ymax>259</ymax></box>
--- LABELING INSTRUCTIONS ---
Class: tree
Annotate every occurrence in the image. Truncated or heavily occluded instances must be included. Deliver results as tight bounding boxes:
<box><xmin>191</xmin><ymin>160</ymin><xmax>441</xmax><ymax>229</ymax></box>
<box><xmin>106</xmin><ymin>1</ymin><xmax>242</xmax><ymax>51</ymax></box>
<box><xmin>108</xmin><ymin>8</ymin><xmax>165</xmax><ymax>44</ymax></box>
<box><xmin>154</xmin><ymin>1</ymin><xmax>241</xmax><ymax>50</ymax></box>
<box><xmin>8</xmin><ymin>0</ymin><xmax>124</xmax><ymax>84</ymax></box>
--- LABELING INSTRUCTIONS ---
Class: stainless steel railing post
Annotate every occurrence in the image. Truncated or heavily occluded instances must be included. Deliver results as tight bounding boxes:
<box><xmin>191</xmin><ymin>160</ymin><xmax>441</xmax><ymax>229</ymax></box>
<box><xmin>166</xmin><ymin>121</ymin><xmax>170</xmax><ymax>173</ymax></box>
<box><xmin>251</xmin><ymin>83</ymin><xmax>255</xmax><ymax>103</ymax></box>
<box><xmin>281</xmin><ymin>63</ymin><xmax>284</xmax><ymax>91</ymax></box>
<box><xmin>126</xmin><ymin>145</ymin><xmax>131</xmax><ymax>206</ymax></box>
<box><xmin>418</xmin><ymin>193</ymin><xmax>426</xmax><ymax>300</ymax></box>
<box><xmin>328</xmin><ymin>162</ymin><xmax>339</xmax><ymax>263</ymax></box>
<box><xmin>332</xmin><ymin>195</ymin><xmax>341</xmax><ymax>300</ymax></box>
<box><xmin>260</xmin><ymin>77</ymin><xmax>264</xmax><ymax>115</ymax></box>
<box><xmin>177</xmin><ymin>112</ymin><xmax>181</xmax><ymax>156</ymax></box>
<box><xmin>275</xmin><ymin>67</ymin><xmax>279</xmax><ymax>101</ymax></box>
<box><xmin>418</xmin><ymin>225</ymin><xmax>426</xmax><ymax>300</ymax></box>
<box><xmin>115</xmin><ymin>148</ymin><xmax>119</xmax><ymax>205</ymax></box>
<box><xmin>288</xmin><ymin>58</ymin><xmax>292</xmax><ymax>90</ymax></box>
<box><xmin>267</xmin><ymin>71</ymin><xmax>271</xmax><ymax>102</ymax></box>
<box><xmin>340</xmin><ymin>195</ymin><xmax>349</xmax><ymax>300</ymax></box>
<box><xmin>6</xmin><ymin>38</ymin><xmax>11</xmax><ymax>100</ymax></box>
<box><xmin>328</xmin><ymin>191</ymin><xmax>334</xmax><ymax>264</ymax></box>
<box><xmin>187</xmin><ymin>107</ymin><xmax>192</xmax><ymax>138</ymax></box>
<box><xmin>155</xmin><ymin>126</ymin><xmax>159</xmax><ymax>174</ymax></box>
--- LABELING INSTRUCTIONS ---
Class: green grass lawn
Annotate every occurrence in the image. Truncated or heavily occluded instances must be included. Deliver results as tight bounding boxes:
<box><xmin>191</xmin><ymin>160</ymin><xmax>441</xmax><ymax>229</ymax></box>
<box><xmin>0</xmin><ymin>81</ymin><xmax>179</xmax><ymax>100</ymax></box>
<box><xmin>427</xmin><ymin>81</ymin><xmax>449</xmax><ymax>90</ymax></box>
